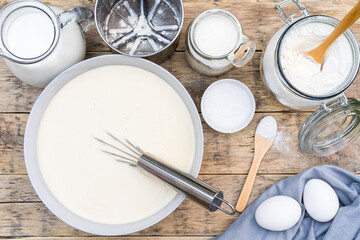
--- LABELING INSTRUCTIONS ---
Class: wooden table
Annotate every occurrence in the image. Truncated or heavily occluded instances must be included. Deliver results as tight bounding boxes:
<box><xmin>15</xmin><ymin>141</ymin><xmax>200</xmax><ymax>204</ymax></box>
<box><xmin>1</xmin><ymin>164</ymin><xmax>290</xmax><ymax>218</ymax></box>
<box><xmin>1</xmin><ymin>0</ymin><xmax>360</xmax><ymax>239</ymax></box>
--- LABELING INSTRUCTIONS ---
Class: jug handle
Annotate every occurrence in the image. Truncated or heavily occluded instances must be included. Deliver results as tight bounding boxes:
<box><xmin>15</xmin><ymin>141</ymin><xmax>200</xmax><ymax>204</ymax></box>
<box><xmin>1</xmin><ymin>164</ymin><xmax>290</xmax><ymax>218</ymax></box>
<box><xmin>228</xmin><ymin>36</ymin><xmax>256</xmax><ymax>68</ymax></box>
<box><xmin>58</xmin><ymin>7</ymin><xmax>94</xmax><ymax>33</ymax></box>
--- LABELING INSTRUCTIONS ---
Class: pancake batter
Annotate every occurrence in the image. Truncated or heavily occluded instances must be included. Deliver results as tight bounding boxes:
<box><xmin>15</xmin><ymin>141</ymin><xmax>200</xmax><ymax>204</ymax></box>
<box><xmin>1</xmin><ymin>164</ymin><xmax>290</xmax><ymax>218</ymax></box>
<box><xmin>37</xmin><ymin>65</ymin><xmax>196</xmax><ymax>224</ymax></box>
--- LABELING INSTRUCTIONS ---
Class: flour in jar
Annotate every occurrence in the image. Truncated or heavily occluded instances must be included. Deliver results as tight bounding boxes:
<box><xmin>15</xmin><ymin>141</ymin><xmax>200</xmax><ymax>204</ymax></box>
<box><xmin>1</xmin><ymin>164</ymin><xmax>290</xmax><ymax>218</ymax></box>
<box><xmin>37</xmin><ymin>65</ymin><xmax>196</xmax><ymax>224</ymax></box>
<box><xmin>280</xmin><ymin>22</ymin><xmax>353</xmax><ymax>96</ymax></box>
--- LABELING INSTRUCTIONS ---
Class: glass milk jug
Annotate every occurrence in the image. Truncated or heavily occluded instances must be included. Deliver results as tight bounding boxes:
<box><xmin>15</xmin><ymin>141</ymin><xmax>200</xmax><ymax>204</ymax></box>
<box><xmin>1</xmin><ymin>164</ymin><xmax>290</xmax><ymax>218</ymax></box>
<box><xmin>185</xmin><ymin>9</ymin><xmax>256</xmax><ymax>76</ymax></box>
<box><xmin>261</xmin><ymin>0</ymin><xmax>360</xmax><ymax>156</ymax></box>
<box><xmin>0</xmin><ymin>0</ymin><xmax>94</xmax><ymax>87</ymax></box>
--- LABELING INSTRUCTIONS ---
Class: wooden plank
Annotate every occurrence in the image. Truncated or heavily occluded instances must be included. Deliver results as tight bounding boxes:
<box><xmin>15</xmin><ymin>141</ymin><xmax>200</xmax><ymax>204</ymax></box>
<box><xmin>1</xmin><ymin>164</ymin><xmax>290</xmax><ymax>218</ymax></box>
<box><xmin>0</xmin><ymin>0</ymin><xmax>358</xmax><ymax>52</ymax></box>
<box><xmin>0</xmin><ymin>52</ymin><xmax>288</xmax><ymax>113</ymax></box>
<box><xmin>2</xmin><ymin>51</ymin><xmax>360</xmax><ymax>113</ymax></box>
<box><xmin>0</xmin><ymin>174</ymin><xmax>283</xmax><ymax>203</ymax></box>
<box><xmin>1</xmin><ymin>113</ymin><xmax>360</xmax><ymax>175</ymax></box>
<box><xmin>202</xmin><ymin>112</ymin><xmax>360</xmax><ymax>174</ymax></box>
<box><xmin>0</xmin><ymin>114</ymin><xmax>26</xmax><ymax>174</ymax></box>
<box><xmin>8</xmin><ymin>238</ymin><xmax>211</xmax><ymax>240</ymax></box>
<box><xmin>0</xmin><ymin>175</ymin><xmax>37</xmax><ymax>202</ymax></box>
<box><xmin>0</xmin><ymin>0</ymin><xmax>358</xmax><ymax>239</ymax></box>
<box><xmin>0</xmin><ymin>174</ymin><xmax>288</xmax><ymax>237</ymax></box>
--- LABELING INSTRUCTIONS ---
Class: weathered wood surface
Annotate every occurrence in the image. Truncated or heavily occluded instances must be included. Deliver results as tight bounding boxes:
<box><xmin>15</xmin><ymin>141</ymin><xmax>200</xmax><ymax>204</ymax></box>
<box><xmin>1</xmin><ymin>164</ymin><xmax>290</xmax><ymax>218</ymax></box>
<box><xmin>0</xmin><ymin>174</ymin><xmax>287</xmax><ymax>237</ymax></box>
<box><xmin>0</xmin><ymin>0</ymin><xmax>359</xmax><ymax>239</ymax></box>
<box><xmin>8</xmin><ymin>238</ymin><xmax>211</xmax><ymax>240</ymax></box>
<box><xmin>1</xmin><ymin>0</ymin><xmax>360</xmax><ymax>113</ymax></box>
<box><xmin>2</xmin><ymin>52</ymin><xmax>360</xmax><ymax>113</ymax></box>
<box><xmin>0</xmin><ymin>0</ymin><xmax>358</xmax><ymax>52</ymax></box>
<box><xmin>1</xmin><ymin>113</ymin><xmax>360</xmax><ymax>176</ymax></box>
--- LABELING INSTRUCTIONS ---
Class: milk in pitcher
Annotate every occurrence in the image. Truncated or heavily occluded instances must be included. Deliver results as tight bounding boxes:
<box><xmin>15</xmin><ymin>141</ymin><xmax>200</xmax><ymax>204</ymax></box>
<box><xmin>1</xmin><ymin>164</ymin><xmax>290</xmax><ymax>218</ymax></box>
<box><xmin>0</xmin><ymin>0</ymin><xmax>93</xmax><ymax>87</ymax></box>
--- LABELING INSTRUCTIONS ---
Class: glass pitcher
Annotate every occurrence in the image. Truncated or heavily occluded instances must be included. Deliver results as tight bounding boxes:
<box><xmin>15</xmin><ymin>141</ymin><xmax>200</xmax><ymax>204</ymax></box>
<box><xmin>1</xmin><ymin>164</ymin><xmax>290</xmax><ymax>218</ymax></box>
<box><xmin>0</xmin><ymin>0</ymin><xmax>94</xmax><ymax>87</ymax></box>
<box><xmin>185</xmin><ymin>9</ymin><xmax>256</xmax><ymax>76</ymax></box>
<box><xmin>261</xmin><ymin>0</ymin><xmax>360</xmax><ymax>156</ymax></box>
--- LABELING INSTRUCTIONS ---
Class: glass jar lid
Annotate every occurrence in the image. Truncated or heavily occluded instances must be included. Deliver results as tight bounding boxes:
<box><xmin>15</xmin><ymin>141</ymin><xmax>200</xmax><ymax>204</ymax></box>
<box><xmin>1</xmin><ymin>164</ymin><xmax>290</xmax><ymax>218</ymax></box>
<box><xmin>299</xmin><ymin>97</ymin><xmax>360</xmax><ymax>156</ymax></box>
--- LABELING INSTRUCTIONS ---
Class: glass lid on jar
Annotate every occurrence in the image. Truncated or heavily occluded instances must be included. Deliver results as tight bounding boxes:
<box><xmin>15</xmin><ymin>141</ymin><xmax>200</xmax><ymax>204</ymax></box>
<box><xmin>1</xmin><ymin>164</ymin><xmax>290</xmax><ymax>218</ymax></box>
<box><xmin>299</xmin><ymin>97</ymin><xmax>360</xmax><ymax>156</ymax></box>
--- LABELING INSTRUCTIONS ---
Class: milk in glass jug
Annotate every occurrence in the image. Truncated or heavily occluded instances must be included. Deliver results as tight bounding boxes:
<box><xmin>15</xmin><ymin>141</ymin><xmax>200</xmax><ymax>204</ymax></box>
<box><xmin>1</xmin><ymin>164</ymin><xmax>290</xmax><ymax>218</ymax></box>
<box><xmin>0</xmin><ymin>0</ymin><xmax>94</xmax><ymax>87</ymax></box>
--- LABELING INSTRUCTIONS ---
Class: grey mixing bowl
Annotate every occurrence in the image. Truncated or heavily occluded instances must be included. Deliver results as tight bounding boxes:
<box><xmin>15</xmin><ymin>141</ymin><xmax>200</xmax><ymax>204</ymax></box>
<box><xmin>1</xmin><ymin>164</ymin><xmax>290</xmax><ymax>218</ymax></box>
<box><xmin>24</xmin><ymin>55</ymin><xmax>203</xmax><ymax>235</ymax></box>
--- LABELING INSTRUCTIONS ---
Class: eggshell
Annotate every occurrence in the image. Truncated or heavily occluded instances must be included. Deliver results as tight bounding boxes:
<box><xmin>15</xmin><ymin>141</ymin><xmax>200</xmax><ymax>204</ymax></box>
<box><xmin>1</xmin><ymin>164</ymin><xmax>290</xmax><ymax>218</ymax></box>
<box><xmin>255</xmin><ymin>195</ymin><xmax>302</xmax><ymax>231</ymax></box>
<box><xmin>303</xmin><ymin>179</ymin><xmax>339</xmax><ymax>222</ymax></box>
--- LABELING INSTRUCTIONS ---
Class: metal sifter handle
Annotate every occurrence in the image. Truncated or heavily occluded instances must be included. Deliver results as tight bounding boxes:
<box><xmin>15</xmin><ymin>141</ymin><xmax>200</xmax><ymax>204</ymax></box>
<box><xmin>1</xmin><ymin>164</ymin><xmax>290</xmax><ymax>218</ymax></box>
<box><xmin>138</xmin><ymin>154</ymin><xmax>236</xmax><ymax>215</ymax></box>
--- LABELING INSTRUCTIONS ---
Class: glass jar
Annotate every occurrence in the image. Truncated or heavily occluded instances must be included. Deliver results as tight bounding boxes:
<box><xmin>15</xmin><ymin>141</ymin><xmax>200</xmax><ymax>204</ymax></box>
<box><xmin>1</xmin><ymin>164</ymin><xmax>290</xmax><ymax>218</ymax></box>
<box><xmin>261</xmin><ymin>0</ymin><xmax>360</xmax><ymax>156</ymax></box>
<box><xmin>185</xmin><ymin>9</ymin><xmax>256</xmax><ymax>76</ymax></box>
<box><xmin>0</xmin><ymin>0</ymin><xmax>94</xmax><ymax>88</ymax></box>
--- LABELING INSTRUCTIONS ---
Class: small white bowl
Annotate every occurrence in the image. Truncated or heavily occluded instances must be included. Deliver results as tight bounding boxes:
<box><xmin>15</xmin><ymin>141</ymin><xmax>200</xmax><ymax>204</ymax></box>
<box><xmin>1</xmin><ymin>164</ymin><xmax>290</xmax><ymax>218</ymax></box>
<box><xmin>201</xmin><ymin>79</ymin><xmax>255</xmax><ymax>133</ymax></box>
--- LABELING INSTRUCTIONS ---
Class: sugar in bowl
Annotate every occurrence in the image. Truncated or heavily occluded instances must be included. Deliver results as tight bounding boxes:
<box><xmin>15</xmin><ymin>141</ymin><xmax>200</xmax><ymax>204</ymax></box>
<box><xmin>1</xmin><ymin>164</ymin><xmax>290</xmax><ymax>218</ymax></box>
<box><xmin>261</xmin><ymin>0</ymin><xmax>360</xmax><ymax>156</ymax></box>
<box><xmin>185</xmin><ymin>9</ymin><xmax>256</xmax><ymax>76</ymax></box>
<box><xmin>0</xmin><ymin>0</ymin><xmax>94</xmax><ymax>87</ymax></box>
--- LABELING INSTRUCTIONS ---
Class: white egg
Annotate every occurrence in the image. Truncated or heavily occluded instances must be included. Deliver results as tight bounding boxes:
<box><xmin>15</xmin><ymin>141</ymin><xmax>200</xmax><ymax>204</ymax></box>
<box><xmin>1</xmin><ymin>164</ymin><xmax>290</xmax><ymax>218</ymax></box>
<box><xmin>255</xmin><ymin>195</ymin><xmax>302</xmax><ymax>231</ymax></box>
<box><xmin>303</xmin><ymin>179</ymin><xmax>339</xmax><ymax>222</ymax></box>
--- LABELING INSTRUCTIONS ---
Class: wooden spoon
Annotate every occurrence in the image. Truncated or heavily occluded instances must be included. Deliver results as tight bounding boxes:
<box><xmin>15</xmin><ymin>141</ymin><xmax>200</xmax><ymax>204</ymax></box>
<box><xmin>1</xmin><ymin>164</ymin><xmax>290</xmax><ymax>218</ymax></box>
<box><xmin>306</xmin><ymin>1</ymin><xmax>360</xmax><ymax>65</ymax></box>
<box><xmin>236</xmin><ymin>116</ymin><xmax>277</xmax><ymax>213</ymax></box>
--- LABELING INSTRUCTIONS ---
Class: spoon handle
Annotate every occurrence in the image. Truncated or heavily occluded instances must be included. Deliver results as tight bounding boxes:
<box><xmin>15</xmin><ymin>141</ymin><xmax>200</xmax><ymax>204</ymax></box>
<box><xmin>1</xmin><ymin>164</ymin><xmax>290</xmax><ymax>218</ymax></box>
<box><xmin>324</xmin><ymin>2</ymin><xmax>360</xmax><ymax>46</ymax></box>
<box><xmin>235</xmin><ymin>135</ymin><xmax>273</xmax><ymax>212</ymax></box>
<box><xmin>235</xmin><ymin>152</ymin><xmax>263</xmax><ymax>212</ymax></box>
<box><xmin>309</xmin><ymin>1</ymin><xmax>360</xmax><ymax>62</ymax></box>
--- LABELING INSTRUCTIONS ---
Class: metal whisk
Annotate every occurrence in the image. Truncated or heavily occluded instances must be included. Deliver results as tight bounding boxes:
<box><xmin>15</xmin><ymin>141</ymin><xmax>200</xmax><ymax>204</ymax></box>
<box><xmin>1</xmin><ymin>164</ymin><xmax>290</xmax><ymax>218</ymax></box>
<box><xmin>95</xmin><ymin>132</ymin><xmax>236</xmax><ymax>215</ymax></box>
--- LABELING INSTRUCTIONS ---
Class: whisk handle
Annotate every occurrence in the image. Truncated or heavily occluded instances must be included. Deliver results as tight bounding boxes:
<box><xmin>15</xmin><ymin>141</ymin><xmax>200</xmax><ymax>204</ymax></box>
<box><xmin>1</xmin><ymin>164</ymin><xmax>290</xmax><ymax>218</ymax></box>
<box><xmin>138</xmin><ymin>154</ymin><xmax>235</xmax><ymax>215</ymax></box>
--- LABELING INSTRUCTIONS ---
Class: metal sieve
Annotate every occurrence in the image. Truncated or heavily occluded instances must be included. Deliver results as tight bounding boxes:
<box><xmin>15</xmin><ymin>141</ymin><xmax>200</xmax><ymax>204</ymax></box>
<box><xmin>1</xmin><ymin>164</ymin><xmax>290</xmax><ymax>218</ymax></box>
<box><xmin>95</xmin><ymin>0</ymin><xmax>183</xmax><ymax>63</ymax></box>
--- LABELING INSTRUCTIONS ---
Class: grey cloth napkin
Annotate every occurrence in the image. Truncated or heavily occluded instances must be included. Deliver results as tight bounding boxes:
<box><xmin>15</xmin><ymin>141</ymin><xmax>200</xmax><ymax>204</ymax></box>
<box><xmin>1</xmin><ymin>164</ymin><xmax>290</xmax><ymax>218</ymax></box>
<box><xmin>214</xmin><ymin>165</ymin><xmax>360</xmax><ymax>240</ymax></box>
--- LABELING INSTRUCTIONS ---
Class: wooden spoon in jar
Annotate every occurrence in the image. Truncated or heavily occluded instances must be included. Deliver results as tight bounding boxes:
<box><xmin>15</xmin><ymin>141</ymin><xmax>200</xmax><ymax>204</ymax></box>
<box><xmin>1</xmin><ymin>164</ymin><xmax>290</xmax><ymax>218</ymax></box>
<box><xmin>236</xmin><ymin>116</ymin><xmax>277</xmax><ymax>213</ymax></box>
<box><xmin>306</xmin><ymin>1</ymin><xmax>360</xmax><ymax>65</ymax></box>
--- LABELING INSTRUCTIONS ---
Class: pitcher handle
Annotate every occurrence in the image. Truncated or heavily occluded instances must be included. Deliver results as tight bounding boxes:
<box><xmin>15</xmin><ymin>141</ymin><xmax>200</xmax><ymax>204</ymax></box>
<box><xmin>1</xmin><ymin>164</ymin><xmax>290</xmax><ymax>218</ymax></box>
<box><xmin>228</xmin><ymin>36</ymin><xmax>256</xmax><ymax>68</ymax></box>
<box><xmin>58</xmin><ymin>7</ymin><xmax>94</xmax><ymax>33</ymax></box>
